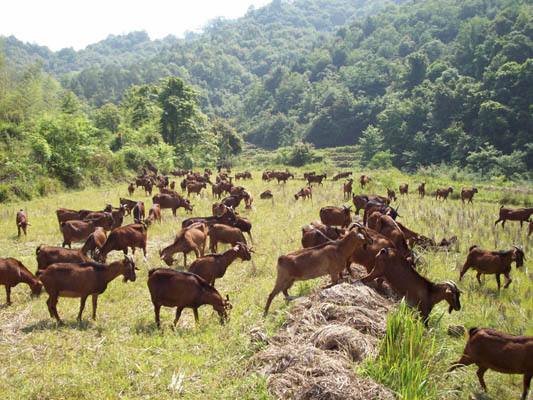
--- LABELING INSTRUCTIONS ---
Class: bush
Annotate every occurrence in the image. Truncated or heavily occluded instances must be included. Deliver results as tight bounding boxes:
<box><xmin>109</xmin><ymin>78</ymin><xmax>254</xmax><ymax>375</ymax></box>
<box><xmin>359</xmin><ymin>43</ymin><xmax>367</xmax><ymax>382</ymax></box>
<box><xmin>368</xmin><ymin>150</ymin><xmax>393</xmax><ymax>169</ymax></box>
<box><xmin>277</xmin><ymin>142</ymin><xmax>322</xmax><ymax>167</ymax></box>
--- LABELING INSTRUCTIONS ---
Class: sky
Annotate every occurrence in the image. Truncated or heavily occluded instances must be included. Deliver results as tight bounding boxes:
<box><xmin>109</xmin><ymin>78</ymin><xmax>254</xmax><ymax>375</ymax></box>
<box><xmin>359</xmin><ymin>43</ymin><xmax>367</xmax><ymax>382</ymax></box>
<box><xmin>0</xmin><ymin>0</ymin><xmax>272</xmax><ymax>51</ymax></box>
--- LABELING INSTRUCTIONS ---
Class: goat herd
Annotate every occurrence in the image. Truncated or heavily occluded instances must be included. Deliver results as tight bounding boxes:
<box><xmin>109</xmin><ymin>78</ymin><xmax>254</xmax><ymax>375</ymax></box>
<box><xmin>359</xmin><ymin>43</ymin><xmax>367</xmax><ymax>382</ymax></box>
<box><xmin>2</xmin><ymin>167</ymin><xmax>533</xmax><ymax>400</ymax></box>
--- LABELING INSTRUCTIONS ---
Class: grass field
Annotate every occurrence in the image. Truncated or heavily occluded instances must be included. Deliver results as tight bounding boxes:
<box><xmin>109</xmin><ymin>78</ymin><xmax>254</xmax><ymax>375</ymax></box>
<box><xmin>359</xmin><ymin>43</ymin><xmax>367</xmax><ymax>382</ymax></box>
<box><xmin>0</xmin><ymin>168</ymin><xmax>531</xmax><ymax>399</ymax></box>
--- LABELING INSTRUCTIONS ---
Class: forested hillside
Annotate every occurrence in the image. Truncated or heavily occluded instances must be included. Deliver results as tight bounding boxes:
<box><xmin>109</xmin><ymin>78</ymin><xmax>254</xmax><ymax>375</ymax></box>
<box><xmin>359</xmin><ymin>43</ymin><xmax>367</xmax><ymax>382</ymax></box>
<box><xmin>0</xmin><ymin>0</ymin><xmax>531</xmax><ymax>201</ymax></box>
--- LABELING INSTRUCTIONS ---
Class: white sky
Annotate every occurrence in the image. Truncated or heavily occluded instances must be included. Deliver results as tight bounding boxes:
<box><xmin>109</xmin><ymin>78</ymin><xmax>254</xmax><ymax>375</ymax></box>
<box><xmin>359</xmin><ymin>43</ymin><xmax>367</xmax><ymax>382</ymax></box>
<box><xmin>0</xmin><ymin>0</ymin><xmax>272</xmax><ymax>51</ymax></box>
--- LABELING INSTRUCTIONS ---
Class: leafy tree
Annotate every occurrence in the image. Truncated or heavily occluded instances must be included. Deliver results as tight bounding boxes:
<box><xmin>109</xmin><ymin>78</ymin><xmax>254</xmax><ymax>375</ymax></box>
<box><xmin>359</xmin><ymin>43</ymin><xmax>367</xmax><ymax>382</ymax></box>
<box><xmin>211</xmin><ymin>119</ymin><xmax>243</xmax><ymax>162</ymax></box>
<box><xmin>94</xmin><ymin>103</ymin><xmax>121</xmax><ymax>133</ymax></box>
<box><xmin>359</xmin><ymin>125</ymin><xmax>384</xmax><ymax>163</ymax></box>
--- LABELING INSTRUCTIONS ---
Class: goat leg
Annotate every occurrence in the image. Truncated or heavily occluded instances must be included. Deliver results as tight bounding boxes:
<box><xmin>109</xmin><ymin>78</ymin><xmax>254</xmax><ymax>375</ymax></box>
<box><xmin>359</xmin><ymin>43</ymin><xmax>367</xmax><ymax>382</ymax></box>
<box><xmin>174</xmin><ymin>307</ymin><xmax>183</xmax><ymax>326</ymax></box>
<box><xmin>5</xmin><ymin>286</ymin><xmax>11</xmax><ymax>306</ymax></box>
<box><xmin>476</xmin><ymin>367</ymin><xmax>488</xmax><ymax>391</ymax></box>
<box><xmin>495</xmin><ymin>274</ymin><xmax>501</xmax><ymax>290</ymax></box>
<box><xmin>92</xmin><ymin>295</ymin><xmax>98</xmax><ymax>320</ymax></box>
<box><xmin>503</xmin><ymin>273</ymin><xmax>512</xmax><ymax>289</ymax></box>
<box><xmin>193</xmin><ymin>308</ymin><xmax>199</xmax><ymax>323</ymax></box>
<box><xmin>78</xmin><ymin>296</ymin><xmax>87</xmax><ymax>322</ymax></box>
<box><xmin>522</xmin><ymin>374</ymin><xmax>532</xmax><ymax>400</ymax></box>
<box><xmin>154</xmin><ymin>304</ymin><xmax>161</xmax><ymax>328</ymax></box>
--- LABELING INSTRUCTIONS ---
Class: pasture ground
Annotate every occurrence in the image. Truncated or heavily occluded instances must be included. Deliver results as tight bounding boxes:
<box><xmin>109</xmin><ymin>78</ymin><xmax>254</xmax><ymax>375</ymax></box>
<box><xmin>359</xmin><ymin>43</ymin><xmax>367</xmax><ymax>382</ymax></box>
<box><xmin>0</xmin><ymin>168</ymin><xmax>531</xmax><ymax>399</ymax></box>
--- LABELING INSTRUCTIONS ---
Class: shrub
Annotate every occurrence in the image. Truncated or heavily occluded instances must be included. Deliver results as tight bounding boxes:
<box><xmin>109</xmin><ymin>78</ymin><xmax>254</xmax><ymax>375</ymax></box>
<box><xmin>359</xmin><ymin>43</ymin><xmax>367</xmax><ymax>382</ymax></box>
<box><xmin>368</xmin><ymin>150</ymin><xmax>393</xmax><ymax>169</ymax></box>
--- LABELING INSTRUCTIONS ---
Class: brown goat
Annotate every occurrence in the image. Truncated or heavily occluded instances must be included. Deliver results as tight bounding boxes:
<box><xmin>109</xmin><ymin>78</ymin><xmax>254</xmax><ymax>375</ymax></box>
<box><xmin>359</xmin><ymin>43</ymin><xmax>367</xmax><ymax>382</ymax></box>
<box><xmin>56</xmin><ymin>208</ymin><xmax>82</xmax><ymax>225</ymax></box>
<box><xmin>461</xmin><ymin>187</ymin><xmax>478</xmax><ymax>204</ymax></box>
<box><xmin>132</xmin><ymin>201</ymin><xmax>145</xmax><ymax>224</ymax></box>
<box><xmin>460</xmin><ymin>245</ymin><xmax>525</xmax><ymax>289</ymax></box>
<box><xmin>399</xmin><ymin>184</ymin><xmax>409</xmax><ymax>195</ymax></box>
<box><xmin>187</xmin><ymin>182</ymin><xmax>207</xmax><ymax>197</ymax></box>
<box><xmin>495</xmin><ymin>206</ymin><xmax>533</xmax><ymax>228</ymax></box>
<box><xmin>417</xmin><ymin>182</ymin><xmax>426</xmax><ymax>198</ymax></box>
<box><xmin>361</xmin><ymin>247</ymin><xmax>461</xmax><ymax>324</ymax></box>
<box><xmin>16</xmin><ymin>209</ymin><xmax>28</xmax><ymax>237</ymax></box>
<box><xmin>208</xmin><ymin>224</ymin><xmax>247</xmax><ymax>253</ymax></box>
<box><xmin>60</xmin><ymin>220</ymin><xmax>96</xmax><ymax>248</ymax></box>
<box><xmin>145</xmin><ymin>203</ymin><xmax>161</xmax><ymax>226</ymax></box>
<box><xmin>449</xmin><ymin>327</ymin><xmax>533</xmax><ymax>400</ymax></box>
<box><xmin>148</xmin><ymin>269</ymin><xmax>231</xmax><ymax>328</ymax></box>
<box><xmin>153</xmin><ymin>193</ymin><xmax>193</xmax><ymax>216</ymax></box>
<box><xmin>119</xmin><ymin>198</ymin><xmax>139</xmax><ymax>215</ymax></box>
<box><xmin>294</xmin><ymin>187</ymin><xmax>312</xmax><ymax>201</ymax></box>
<box><xmin>81</xmin><ymin>227</ymin><xmax>107</xmax><ymax>258</ymax></box>
<box><xmin>435</xmin><ymin>186</ymin><xmax>453</xmax><ymax>200</ymax></box>
<box><xmin>189</xmin><ymin>242</ymin><xmax>252</xmax><ymax>287</ymax></box>
<box><xmin>264</xmin><ymin>224</ymin><xmax>373</xmax><ymax>316</ymax></box>
<box><xmin>352</xmin><ymin>194</ymin><xmax>389</xmax><ymax>215</ymax></box>
<box><xmin>343</xmin><ymin>179</ymin><xmax>353</xmax><ymax>200</ymax></box>
<box><xmin>37</xmin><ymin>255</ymin><xmax>137</xmax><ymax>323</ymax></box>
<box><xmin>360</xmin><ymin>174</ymin><xmax>371</xmax><ymax>188</ymax></box>
<box><xmin>160</xmin><ymin>223</ymin><xmax>208</xmax><ymax>268</ymax></box>
<box><xmin>301</xmin><ymin>222</ymin><xmax>345</xmax><ymax>248</ymax></box>
<box><xmin>367</xmin><ymin>212</ymin><xmax>411</xmax><ymax>258</ymax></box>
<box><xmin>387</xmin><ymin>189</ymin><xmax>397</xmax><ymax>202</ymax></box>
<box><xmin>36</xmin><ymin>245</ymin><xmax>91</xmax><ymax>270</ymax></box>
<box><xmin>0</xmin><ymin>258</ymin><xmax>42</xmax><ymax>305</ymax></box>
<box><xmin>319</xmin><ymin>206</ymin><xmax>352</xmax><ymax>228</ymax></box>
<box><xmin>97</xmin><ymin>223</ymin><xmax>148</xmax><ymax>262</ymax></box>
<box><xmin>128</xmin><ymin>182</ymin><xmax>135</xmax><ymax>196</ymax></box>
<box><xmin>333</xmin><ymin>172</ymin><xmax>352</xmax><ymax>181</ymax></box>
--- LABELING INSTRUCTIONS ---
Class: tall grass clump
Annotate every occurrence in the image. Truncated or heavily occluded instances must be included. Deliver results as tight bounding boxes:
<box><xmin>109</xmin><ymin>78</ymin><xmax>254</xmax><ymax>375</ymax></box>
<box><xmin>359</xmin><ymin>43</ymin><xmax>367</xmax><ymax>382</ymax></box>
<box><xmin>362</xmin><ymin>301</ymin><xmax>443</xmax><ymax>400</ymax></box>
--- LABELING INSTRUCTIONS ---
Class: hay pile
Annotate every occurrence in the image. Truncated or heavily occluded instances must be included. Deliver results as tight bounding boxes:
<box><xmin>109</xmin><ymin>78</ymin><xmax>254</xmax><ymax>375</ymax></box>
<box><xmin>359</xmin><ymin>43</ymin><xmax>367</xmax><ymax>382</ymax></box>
<box><xmin>253</xmin><ymin>282</ymin><xmax>395</xmax><ymax>399</ymax></box>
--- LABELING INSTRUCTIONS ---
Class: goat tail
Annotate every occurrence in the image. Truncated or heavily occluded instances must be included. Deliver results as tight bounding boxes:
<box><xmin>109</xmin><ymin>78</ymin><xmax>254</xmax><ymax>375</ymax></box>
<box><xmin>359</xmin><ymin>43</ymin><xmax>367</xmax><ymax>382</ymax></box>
<box><xmin>468</xmin><ymin>327</ymin><xmax>480</xmax><ymax>336</ymax></box>
<box><xmin>468</xmin><ymin>244</ymin><xmax>478</xmax><ymax>252</ymax></box>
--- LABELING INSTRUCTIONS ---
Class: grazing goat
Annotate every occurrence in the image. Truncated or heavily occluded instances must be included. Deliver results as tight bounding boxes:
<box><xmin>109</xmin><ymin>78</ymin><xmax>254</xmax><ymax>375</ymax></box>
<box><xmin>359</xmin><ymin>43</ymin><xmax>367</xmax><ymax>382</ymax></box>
<box><xmin>301</xmin><ymin>223</ymin><xmax>345</xmax><ymax>248</ymax></box>
<box><xmin>16</xmin><ymin>209</ymin><xmax>28</xmax><ymax>237</ymax></box>
<box><xmin>352</xmin><ymin>194</ymin><xmax>389</xmax><ymax>215</ymax></box>
<box><xmin>343</xmin><ymin>179</ymin><xmax>353</xmax><ymax>200</ymax></box>
<box><xmin>399</xmin><ymin>184</ymin><xmax>409</xmax><ymax>195</ymax></box>
<box><xmin>37</xmin><ymin>255</ymin><xmax>137</xmax><ymax>323</ymax></box>
<box><xmin>495</xmin><ymin>206</ymin><xmax>533</xmax><ymax>228</ymax></box>
<box><xmin>160</xmin><ymin>223</ymin><xmax>208</xmax><ymax>268</ymax></box>
<box><xmin>0</xmin><ymin>258</ymin><xmax>42</xmax><ymax>305</ymax></box>
<box><xmin>319</xmin><ymin>206</ymin><xmax>352</xmax><ymax>228</ymax></box>
<box><xmin>461</xmin><ymin>187</ymin><xmax>478</xmax><ymax>204</ymax></box>
<box><xmin>145</xmin><ymin>204</ymin><xmax>161</xmax><ymax>226</ymax></box>
<box><xmin>81</xmin><ymin>227</ymin><xmax>107</xmax><ymax>258</ymax></box>
<box><xmin>97</xmin><ymin>223</ymin><xmax>148</xmax><ymax>262</ymax></box>
<box><xmin>307</xmin><ymin>173</ymin><xmax>326</xmax><ymax>185</ymax></box>
<box><xmin>361</xmin><ymin>247</ymin><xmax>461</xmax><ymax>324</ymax></box>
<box><xmin>332</xmin><ymin>172</ymin><xmax>352</xmax><ymax>181</ymax></box>
<box><xmin>208</xmin><ymin>224</ymin><xmax>247</xmax><ymax>252</ymax></box>
<box><xmin>187</xmin><ymin>181</ymin><xmax>207</xmax><ymax>196</ymax></box>
<box><xmin>264</xmin><ymin>224</ymin><xmax>373</xmax><ymax>316</ymax></box>
<box><xmin>147</xmin><ymin>269</ymin><xmax>231</xmax><ymax>328</ymax></box>
<box><xmin>387</xmin><ymin>189</ymin><xmax>397</xmax><ymax>202</ymax></box>
<box><xmin>36</xmin><ymin>245</ymin><xmax>91</xmax><ymax>270</ymax></box>
<box><xmin>189</xmin><ymin>242</ymin><xmax>252</xmax><ymax>286</ymax></box>
<box><xmin>459</xmin><ymin>245</ymin><xmax>524</xmax><ymax>289</ymax></box>
<box><xmin>260</xmin><ymin>190</ymin><xmax>273</xmax><ymax>200</ymax></box>
<box><xmin>435</xmin><ymin>186</ymin><xmax>453</xmax><ymax>200</ymax></box>
<box><xmin>367</xmin><ymin>212</ymin><xmax>411</xmax><ymax>258</ymax></box>
<box><xmin>360</xmin><ymin>175</ymin><xmax>371</xmax><ymax>188</ymax></box>
<box><xmin>417</xmin><ymin>182</ymin><xmax>426</xmax><ymax>198</ymax></box>
<box><xmin>152</xmin><ymin>193</ymin><xmax>193</xmax><ymax>216</ymax></box>
<box><xmin>294</xmin><ymin>187</ymin><xmax>312</xmax><ymax>200</ymax></box>
<box><xmin>61</xmin><ymin>220</ymin><xmax>96</xmax><ymax>248</ymax></box>
<box><xmin>449</xmin><ymin>327</ymin><xmax>533</xmax><ymax>400</ymax></box>
<box><xmin>363</xmin><ymin>201</ymin><xmax>399</xmax><ymax>226</ymax></box>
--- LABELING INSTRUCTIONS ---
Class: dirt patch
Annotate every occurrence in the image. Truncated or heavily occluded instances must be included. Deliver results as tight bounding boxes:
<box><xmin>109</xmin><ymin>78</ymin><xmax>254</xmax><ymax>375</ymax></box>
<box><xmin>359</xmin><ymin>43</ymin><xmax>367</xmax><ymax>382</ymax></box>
<box><xmin>252</xmin><ymin>282</ymin><xmax>395</xmax><ymax>399</ymax></box>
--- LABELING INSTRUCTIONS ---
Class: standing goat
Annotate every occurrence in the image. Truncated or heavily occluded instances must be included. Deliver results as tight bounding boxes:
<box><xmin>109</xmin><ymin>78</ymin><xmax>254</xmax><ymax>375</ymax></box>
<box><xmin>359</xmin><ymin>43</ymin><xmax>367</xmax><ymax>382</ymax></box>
<box><xmin>0</xmin><ymin>258</ymin><xmax>42</xmax><ymax>305</ymax></box>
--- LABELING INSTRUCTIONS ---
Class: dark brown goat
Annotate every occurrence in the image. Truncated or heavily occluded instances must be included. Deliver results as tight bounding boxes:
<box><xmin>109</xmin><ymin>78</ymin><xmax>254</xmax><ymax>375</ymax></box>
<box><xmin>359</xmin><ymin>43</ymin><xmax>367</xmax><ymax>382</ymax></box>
<box><xmin>60</xmin><ymin>220</ymin><xmax>96</xmax><ymax>248</ymax></box>
<box><xmin>435</xmin><ymin>186</ymin><xmax>453</xmax><ymax>200</ymax></box>
<box><xmin>332</xmin><ymin>172</ymin><xmax>352</xmax><ymax>181</ymax></box>
<box><xmin>187</xmin><ymin>182</ymin><xmax>207</xmax><ymax>196</ymax></box>
<box><xmin>97</xmin><ymin>224</ymin><xmax>148</xmax><ymax>262</ymax></box>
<box><xmin>307</xmin><ymin>173</ymin><xmax>327</xmax><ymax>185</ymax></box>
<box><xmin>147</xmin><ymin>269</ymin><xmax>231</xmax><ymax>328</ymax></box>
<box><xmin>361</xmin><ymin>247</ymin><xmax>461</xmax><ymax>324</ymax></box>
<box><xmin>417</xmin><ymin>182</ymin><xmax>426</xmax><ymax>198</ymax></box>
<box><xmin>128</xmin><ymin>183</ymin><xmax>135</xmax><ymax>196</ymax></box>
<box><xmin>189</xmin><ymin>242</ymin><xmax>252</xmax><ymax>287</ymax></box>
<box><xmin>132</xmin><ymin>201</ymin><xmax>145</xmax><ymax>224</ymax></box>
<box><xmin>0</xmin><ymin>258</ymin><xmax>42</xmax><ymax>305</ymax></box>
<box><xmin>159</xmin><ymin>223</ymin><xmax>208</xmax><ymax>268</ymax></box>
<box><xmin>319</xmin><ymin>206</ymin><xmax>352</xmax><ymax>228</ymax></box>
<box><xmin>352</xmin><ymin>194</ymin><xmax>389</xmax><ymax>215</ymax></box>
<box><xmin>264</xmin><ymin>224</ymin><xmax>373</xmax><ymax>316</ymax></box>
<box><xmin>119</xmin><ymin>198</ymin><xmax>139</xmax><ymax>215</ymax></box>
<box><xmin>16</xmin><ymin>209</ymin><xmax>28</xmax><ymax>237</ymax></box>
<box><xmin>37</xmin><ymin>255</ymin><xmax>136</xmax><ymax>323</ymax></box>
<box><xmin>152</xmin><ymin>193</ymin><xmax>193</xmax><ymax>216</ymax></box>
<box><xmin>360</xmin><ymin>175</ymin><xmax>371</xmax><ymax>188</ymax></box>
<box><xmin>343</xmin><ymin>179</ymin><xmax>353</xmax><ymax>200</ymax></box>
<box><xmin>387</xmin><ymin>189</ymin><xmax>397</xmax><ymax>202</ymax></box>
<box><xmin>495</xmin><ymin>206</ymin><xmax>533</xmax><ymax>228</ymax></box>
<box><xmin>399</xmin><ymin>184</ymin><xmax>409</xmax><ymax>195</ymax></box>
<box><xmin>449</xmin><ymin>328</ymin><xmax>533</xmax><ymax>400</ymax></box>
<box><xmin>260</xmin><ymin>190</ymin><xmax>273</xmax><ymax>200</ymax></box>
<box><xmin>459</xmin><ymin>245</ymin><xmax>525</xmax><ymax>289</ymax></box>
<box><xmin>363</xmin><ymin>201</ymin><xmax>399</xmax><ymax>226</ymax></box>
<box><xmin>145</xmin><ymin>204</ymin><xmax>161</xmax><ymax>226</ymax></box>
<box><xmin>461</xmin><ymin>187</ymin><xmax>478</xmax><ymax>204</ymax></box>
<box><xmin>36</xmin><ymin>245</ymin><xmax>91</xmax><ymax>270</ymax></box>
<box><xmin>56</xmin><ymin>208</ymin><xmax>82</xmax><ymax>225</ymax></box>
